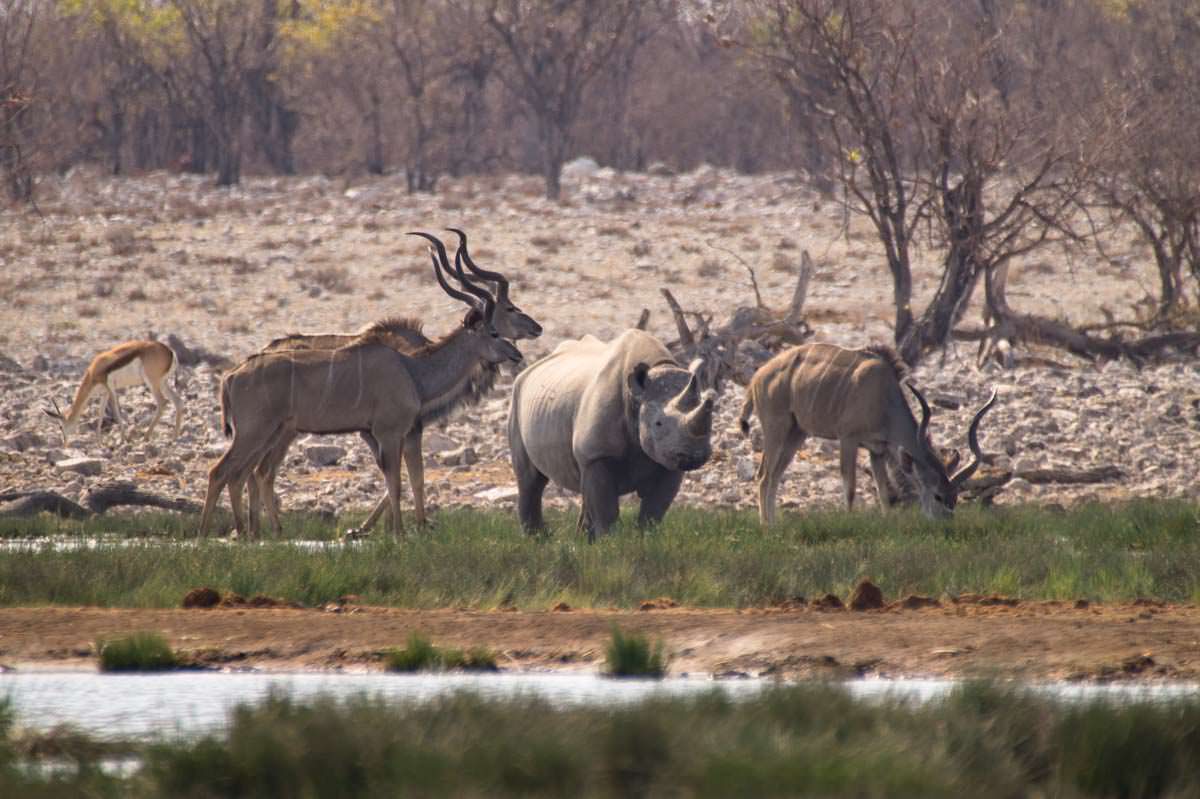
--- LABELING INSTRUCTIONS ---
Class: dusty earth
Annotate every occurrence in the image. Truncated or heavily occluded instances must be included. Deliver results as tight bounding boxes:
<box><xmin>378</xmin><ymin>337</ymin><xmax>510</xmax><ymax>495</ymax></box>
<box><xmin>1</xmin><ymin>166</ymin><xmax>1198</xmax><ymax>682</ymax></box>
<box><xmin>0</xmin><ymin>164</ymin><xmax>1197</xmax><ymax>520</ymax></box>
<box><xmin>0</xmin><ymin>599</ymin><xmax>1197</xmax><ymax>682</ymax></box>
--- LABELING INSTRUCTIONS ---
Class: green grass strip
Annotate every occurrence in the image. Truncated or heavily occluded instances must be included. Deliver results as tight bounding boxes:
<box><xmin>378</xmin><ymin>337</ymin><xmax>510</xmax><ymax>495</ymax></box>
<box><xmin>0</xmin><ymin>501</ymin><xmax>1196</xmax><ymax>608</ymax></box>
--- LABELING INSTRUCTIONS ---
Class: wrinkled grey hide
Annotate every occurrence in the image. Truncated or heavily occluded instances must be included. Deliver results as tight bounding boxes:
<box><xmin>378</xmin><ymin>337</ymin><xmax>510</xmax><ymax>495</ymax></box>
<box><xmin>508</xmin><ymin>330</ymin><xmax>716</xmax><ymax>540</ymax></box>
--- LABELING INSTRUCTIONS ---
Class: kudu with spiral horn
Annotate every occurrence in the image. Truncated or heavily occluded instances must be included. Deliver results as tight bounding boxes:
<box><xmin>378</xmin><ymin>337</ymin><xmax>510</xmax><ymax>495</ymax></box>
<box><xmin>738</xmin><ymin>342</ymin><xmax>997</xmax><ymax>523</ymax></box>
<box><xmin>200</xmin><ymin>238</ymin><xmax>522</xmax><ymax>539</ymax></box>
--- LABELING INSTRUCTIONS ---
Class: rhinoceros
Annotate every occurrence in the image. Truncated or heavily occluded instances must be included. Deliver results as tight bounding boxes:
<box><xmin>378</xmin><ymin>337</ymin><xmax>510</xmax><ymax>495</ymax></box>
<box><xmin>508</xmin><ymin>329</ymin><xmax>716</xmax><ymax>539</ymax></box>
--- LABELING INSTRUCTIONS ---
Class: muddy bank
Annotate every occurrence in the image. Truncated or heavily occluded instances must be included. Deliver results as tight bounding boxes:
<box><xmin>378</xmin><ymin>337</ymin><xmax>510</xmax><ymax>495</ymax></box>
<box><xmin>1</xmin><ymin>601</ymin><xmax>1197</xmax><ymax>682</ymax></box>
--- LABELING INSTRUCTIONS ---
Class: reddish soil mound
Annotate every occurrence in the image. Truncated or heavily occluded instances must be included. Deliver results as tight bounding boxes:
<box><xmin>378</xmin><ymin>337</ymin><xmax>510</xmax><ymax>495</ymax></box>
<box><xmin>812</xmin><ymin>593</ymin><xmax>845</xmax><ymax>611</ymax></box>
<box><xmin>639</xmin><ymin>597</ymin><xmax>679</xmax><ymax>611</ymax></box>
<box><xmin>551</xmin><ymin>602</ymin><xmax>572</xmax><ymax>612</ymax></box>
<box><xmin>849</xmin><ymin>580</ymin><xmax>885</xmax><ymax>611</ymax></box>
<box><xmin>181</xmin><ymin>587</ymin><xmax>220</xmax><ymax>609</ymax></box>
<box><xmin>893</xmin><ymin>594</ymin><xmax>941</xmax><ymax>611</ymax></box>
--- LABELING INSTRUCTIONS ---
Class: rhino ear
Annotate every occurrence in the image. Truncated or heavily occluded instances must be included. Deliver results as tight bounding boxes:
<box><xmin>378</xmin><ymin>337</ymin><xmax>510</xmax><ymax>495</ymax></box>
<box><xmin>628</xmin><ymin>362</ymin><xmax>651</xmax><ymax>400</ymax></box>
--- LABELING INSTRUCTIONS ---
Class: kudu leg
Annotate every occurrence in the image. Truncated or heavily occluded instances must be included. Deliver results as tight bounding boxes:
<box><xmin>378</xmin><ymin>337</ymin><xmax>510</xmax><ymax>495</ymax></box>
<box><xmin>346</xmin><ymin>432</ymin><xmax>388</xmax><ymax>537</ymax></box>
<box><xmin>756</xmin><ymin>422</ymin><xmax>804</xmax><ymax>525</ymax></box>
<box><xmin>200</xmin><ymin>428</ymin><xmax>280</xmax><ymax>537</ymax></box>
<box><xmin>839</xmin><ymin>439</ymin><xmax>859</xmax><ymax>510</ymax></box>
<box><xmin>403</xmin><ymin>428</ymin><xmax>427</xmax><ymax>528</ymax></box>
<box><xmin>372</xmin><ymin>434</ymin><xmax>406</xmax><ymax>539</ymax></box>
<box><xmin>868</xmin><ymin>450</ymin><xmax>894</xmax><ymax>510</ymax></box>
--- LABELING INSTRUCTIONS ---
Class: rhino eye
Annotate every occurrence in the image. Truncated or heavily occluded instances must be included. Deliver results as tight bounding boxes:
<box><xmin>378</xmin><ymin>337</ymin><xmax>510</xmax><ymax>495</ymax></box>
<box><xmin>655</xmin><ymin>420</ymin><xmax>663</xmax><ymax>427</ymax></box>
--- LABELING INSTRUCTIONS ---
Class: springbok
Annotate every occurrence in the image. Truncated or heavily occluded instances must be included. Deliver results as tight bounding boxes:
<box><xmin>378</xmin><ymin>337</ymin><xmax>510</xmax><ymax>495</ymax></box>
<box><xmin>238</xmin><ymin>230</ymin><xmax>542</xmax><ymax>537</ymax></box>
<box><xmin>44</xmin><ymin>340</ymin><xmax>183</xmax><ymax>445</ymax></box>
<box><xmin>738</xmin><ymin>342</ymin><xmax>996</xmax><ymax>523</ymax></box>
<box><xmin>199</xmin><ymin>246</ymin><xmax>523</xmax><ymax>538</ymax></box>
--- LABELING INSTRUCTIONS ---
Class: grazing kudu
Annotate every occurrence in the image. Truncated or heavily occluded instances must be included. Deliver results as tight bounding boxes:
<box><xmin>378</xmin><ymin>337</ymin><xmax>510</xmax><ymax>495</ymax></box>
<box><xmin>44</xmin><ymin>340</ymin><xmax>183</xmax><ymax>445</ymax></box>
<box><xmin>237</xmin><ymin>230</ymin><xmax>541</xmax><ymax>537</ymax></box>
<box><xmin>199</xmin><ymin>247</ymin><xmax>523</xmax><ymax>538</ymax></box>
<box><xmin>738</xmin><ymin>343</ymin><xmax>996</xmax><ymax>523</ymax></box>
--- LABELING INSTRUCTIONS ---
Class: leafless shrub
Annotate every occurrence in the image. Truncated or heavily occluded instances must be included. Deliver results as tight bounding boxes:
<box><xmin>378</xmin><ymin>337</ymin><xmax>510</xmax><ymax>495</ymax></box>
<box><xmin>631</xmin><ymin>240</ymin><xmax>652</xmax><ymax>258</ymax></box>
<box><xmin>530</xmin><ymin>235</ymin><xmax>568</xmax><ymax>253</ymax></box>
<box><xmin>777</xmin><ymin>237</ymin><xmax>798</xmax><ymax>250</ymax></box>
<box><xmin>596</xmin><ymin>225</ymin><xmax>632</xmax><ymax>238</ymax></box>
<box><xmin>306</xmin><ymin>266</ymin><xmax>353</xmax><ymax>293</ymax></box>
<box><xmin>697</xmin><ymin>258</ymin><xmax>724</xmax><ymax>278</ymax></box>
<box><xmin>680</xmin><ymin>243</ymin><xmax>701</xmax><ymax>254</ymax></box>
<box><xmin>105</xmin><ymin>225</ymin><xmax>141</xmax><ymax>256</ymax></box>
<box><xmin>77</xmin><ymin>304</ymin><xmax>100</xmax><ymax>318</ymax></box>
<box><xmin>127</xmin><ymin>287</ymin><xmax>148</xmax><ymax>301</ymax></box>
<box><xmin>771</xmin><ymin>252</ymin><xmax>798</xmax><ymax>274</ymax></box>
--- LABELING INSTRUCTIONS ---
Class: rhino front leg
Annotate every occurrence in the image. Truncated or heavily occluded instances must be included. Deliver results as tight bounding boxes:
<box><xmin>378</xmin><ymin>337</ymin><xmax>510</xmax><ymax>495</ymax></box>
<box><xmin>580</xmin><ymin>460</ymin><xmax>620</xmax><ymax>542</ymax></box>
<box><xmin>636</xmin><ymin>470</ymin><xmax>683</xmax><ymax>527</ymax></box>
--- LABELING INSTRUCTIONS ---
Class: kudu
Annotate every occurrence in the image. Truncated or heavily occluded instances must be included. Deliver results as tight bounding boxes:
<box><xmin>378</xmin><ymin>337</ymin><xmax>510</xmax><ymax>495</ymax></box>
<box><xmin>738</xmin><ymin>343</ymin><xmax>996</xmax><ymax>523</ymax></box>
<box><xmin>237</xmin><ymin>230</ymin><xmax>541</xmax><ymax>537</ymax></box>
<box><xmin>199</xmin><ymin>245</ymin><xmax>523</xmax><ymax>538</ymax></box>
<box><xmin>44</xmin><ymin>340</ymin><xmax>183</xmax><ymax>445</ymax></box>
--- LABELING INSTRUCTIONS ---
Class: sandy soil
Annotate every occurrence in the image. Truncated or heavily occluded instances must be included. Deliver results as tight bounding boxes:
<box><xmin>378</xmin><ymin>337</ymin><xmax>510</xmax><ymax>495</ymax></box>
<box><xmin>1</xmin><ymin>600</ymin><xmax>1197</xmax><ymax>682</ymax></box>
<box><xmin>1</xmin><ymin>166</ymin><xmax>1197</xmax><ymax>521</ymax></box>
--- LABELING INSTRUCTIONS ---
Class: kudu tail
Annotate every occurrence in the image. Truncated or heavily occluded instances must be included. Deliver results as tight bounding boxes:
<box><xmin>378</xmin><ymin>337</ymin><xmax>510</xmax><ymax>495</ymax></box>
<box><xmin>219</xmin><ymin>378</ymin><xmax>232</xmax><ymax>438</ymax></box>
<box><xmin>738</xmin><ymin>390</ymin><xmax>755</xmax><ymax>437</ymax></box>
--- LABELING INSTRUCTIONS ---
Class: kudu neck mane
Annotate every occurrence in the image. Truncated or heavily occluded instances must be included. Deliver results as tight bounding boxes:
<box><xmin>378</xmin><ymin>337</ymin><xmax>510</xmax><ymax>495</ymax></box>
<box><xmin>860</xmin><ymin>344</ymin><xmax>910</xmax><ymax>382</ymax></box>
<box><xmin>347</xmin><ymin>309</ymin><xmax>495</xmax><ymax>424</ymax></box>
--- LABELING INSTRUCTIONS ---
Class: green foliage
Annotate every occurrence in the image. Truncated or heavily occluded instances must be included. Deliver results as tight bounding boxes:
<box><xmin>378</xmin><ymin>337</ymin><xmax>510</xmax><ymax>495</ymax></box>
<box><xmin>4</xmin><ymin>684</ymin><xmax>1200</xmax><ymax>796</ymax></box>
<box><xmin>603</xmin><ymin>626</ymin><xmax>667</xmax><ymax>678</ymax></box>
<box><xmin>97</xmin><ymin>631</ymin><xmax>178</xmax><ymax>672</ymax></box>
<box><xmin>0</xmin><ymin>501</ymin><xmax>1197</xmax><ymax>608</ymax></box>
<box><xmin>384</xmin><ymin>633</ymin><xmax>498</xmax><ymax>673</ymax></box>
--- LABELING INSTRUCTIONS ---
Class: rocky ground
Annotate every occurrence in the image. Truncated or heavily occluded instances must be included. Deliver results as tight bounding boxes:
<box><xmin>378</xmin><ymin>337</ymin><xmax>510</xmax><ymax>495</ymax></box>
<box><xmin>1</xmin><ymin>163</ymin><xmax>1197</xmax><ymax>525</ymax></box>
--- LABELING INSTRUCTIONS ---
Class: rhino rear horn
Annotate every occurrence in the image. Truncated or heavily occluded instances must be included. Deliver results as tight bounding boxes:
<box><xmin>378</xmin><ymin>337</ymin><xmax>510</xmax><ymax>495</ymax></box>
<box><xmin>687</xmin><ymin>392</ymin><xmax>715</xmax><ymax>436</ymax></box>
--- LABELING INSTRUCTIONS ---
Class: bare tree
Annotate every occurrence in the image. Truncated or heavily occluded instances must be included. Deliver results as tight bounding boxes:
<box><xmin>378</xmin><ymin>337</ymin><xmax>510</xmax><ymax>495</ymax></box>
<box><xmin>0</xmin><ymin>0</ymin><xmax>40</xmax><ymax>201</ymax></box>
<box><xmin>746</xmin><ymin>0</ymin><xmax>1096</xmax><ymax>365</ymax></box>
<box><xmin>484</xmin><ymin>0</ymin><xmax>640</xmax><ymax>199</ymax></box>
<box><xmin>166</xmin><ymin>0</ymin><xmax>277</xmax><ymax>186</ymax></box>
<box><xmin>1088</xmin><ymin>1</ymin><xmax>1200</xmax><ymax>321</ymax></box>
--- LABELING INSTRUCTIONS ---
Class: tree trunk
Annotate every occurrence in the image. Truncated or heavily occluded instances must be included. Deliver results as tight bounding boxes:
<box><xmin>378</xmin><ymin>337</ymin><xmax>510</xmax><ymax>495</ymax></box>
<box><xmin>540</xmin><ymin>119</ymin><xmax>567</xmax><ymax>201</ymax></box>
<box><xmin>899</xmin><ymin>178</ymin><xmax>984</xmax><ymax>364</ymax></box>
<box><xmin>366</xmin><ymin>91</ymin><xmax>385</xmax><ymax>175</ymax></box>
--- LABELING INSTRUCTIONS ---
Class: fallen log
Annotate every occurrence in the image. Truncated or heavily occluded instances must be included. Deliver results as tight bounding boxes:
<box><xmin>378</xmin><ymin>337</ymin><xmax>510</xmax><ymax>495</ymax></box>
<box><xmin>82</xmin><ymin>482</ymin><xmax>203</xmax><ymax>515</ymax></box>
<box><xmin>0</xmin><ymin>491</ymin><xmax>91</xmax><ymax>519</ymax></box>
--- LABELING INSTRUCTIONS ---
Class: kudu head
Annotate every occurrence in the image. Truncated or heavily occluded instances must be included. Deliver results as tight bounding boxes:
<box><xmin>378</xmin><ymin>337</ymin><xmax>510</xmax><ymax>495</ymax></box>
<box><xmin>444</xmin><ymin>227</ymin><xmax>543</xmax><ymax>341</ymax></box>
<box><xmin>903</xmin><ymin>385</ymin><xmax>998</xmax><ymax>518</ymax></box>
<box><xmin>409</xmin><ymin>232</ymin><xmax>523</xmax><ymax>366</ymax></box>
<box><xmin>627</xmin><ymin>358</ymin><xmax>716</xmax><ymax>472</ymax></box>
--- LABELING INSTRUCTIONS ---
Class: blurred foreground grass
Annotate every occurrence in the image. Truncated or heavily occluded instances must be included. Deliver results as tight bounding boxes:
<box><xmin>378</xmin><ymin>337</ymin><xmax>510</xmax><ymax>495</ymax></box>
<box><xmin>3</xmin><ymin>682</ymin><xmax>1199</xmax><ymax>797</ymax></box>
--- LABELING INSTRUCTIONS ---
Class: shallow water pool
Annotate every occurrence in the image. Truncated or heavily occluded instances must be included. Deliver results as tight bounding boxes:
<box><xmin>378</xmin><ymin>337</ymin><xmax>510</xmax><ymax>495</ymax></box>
<box><xmin>3</xmin><ymin>671</ymin><xmax>1197</xmax><ymax>739</ymax></box>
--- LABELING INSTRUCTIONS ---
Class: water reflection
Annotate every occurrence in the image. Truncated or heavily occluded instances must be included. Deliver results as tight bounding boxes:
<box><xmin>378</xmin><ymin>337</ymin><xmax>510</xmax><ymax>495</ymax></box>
<box><xmin>2</xmin><ymin>671</ymin><xmax>1197</xmax><ymax>740</ymax></box>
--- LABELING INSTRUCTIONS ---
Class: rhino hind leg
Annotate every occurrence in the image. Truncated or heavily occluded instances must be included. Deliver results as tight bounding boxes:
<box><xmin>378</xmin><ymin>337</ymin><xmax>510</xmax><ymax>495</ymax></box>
<box><xmin>512</xmin><ymin>433</ymin><xmax>550</xmax><ymax>533</ymax></box>
<box><xmin>636</xmin><ymin>470</ymin><xmax>683</xmax><ymax>527</ymax></box>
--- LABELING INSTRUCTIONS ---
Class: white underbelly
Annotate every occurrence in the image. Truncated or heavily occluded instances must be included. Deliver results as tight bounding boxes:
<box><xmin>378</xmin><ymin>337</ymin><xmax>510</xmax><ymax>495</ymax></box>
<box><xmin>107</xmin><ymin>360</ymin><xmax>147</xmax><ymax>390</ymax></box>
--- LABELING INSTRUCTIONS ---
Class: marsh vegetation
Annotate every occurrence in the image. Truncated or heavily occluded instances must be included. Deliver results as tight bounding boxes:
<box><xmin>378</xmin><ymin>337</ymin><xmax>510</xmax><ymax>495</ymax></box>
<box><xmin>0</xmin><ymin>502</ymin><xmax>1195</xmax><ymax>609</ymax></box>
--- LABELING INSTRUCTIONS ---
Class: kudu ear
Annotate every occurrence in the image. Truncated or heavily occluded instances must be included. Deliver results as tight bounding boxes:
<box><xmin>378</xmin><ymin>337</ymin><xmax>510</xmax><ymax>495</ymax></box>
<box><xmin>627</xmin><ymin>362</ymin><xmax>651</xmax><ymax>399</ymax></box>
